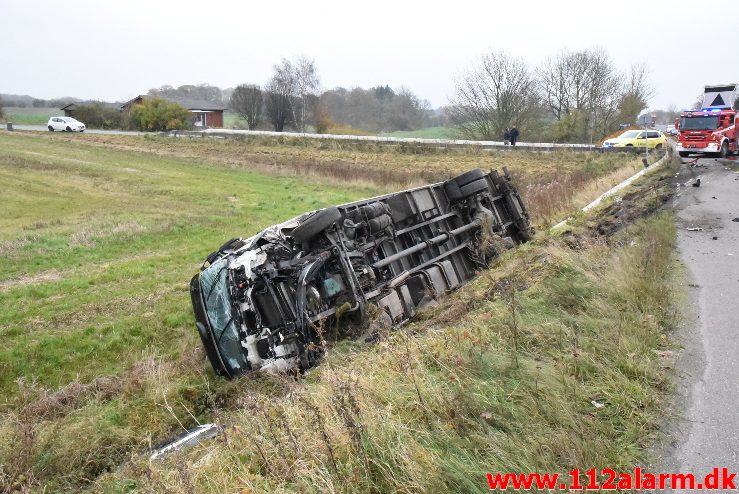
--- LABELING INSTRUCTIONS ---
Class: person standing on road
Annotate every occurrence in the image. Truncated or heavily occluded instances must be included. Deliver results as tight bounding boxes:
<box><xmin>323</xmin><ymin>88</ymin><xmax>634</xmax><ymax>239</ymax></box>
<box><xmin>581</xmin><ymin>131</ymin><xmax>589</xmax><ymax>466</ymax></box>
<box><xmin>503</xmin><ymin>127</ymin><xmax>511</xmax><ymax>145</ymax></box>
<box><xmin>509</xmin><ymin>125</ymin><xmax>520</xmax><ymax>146</ymax></box>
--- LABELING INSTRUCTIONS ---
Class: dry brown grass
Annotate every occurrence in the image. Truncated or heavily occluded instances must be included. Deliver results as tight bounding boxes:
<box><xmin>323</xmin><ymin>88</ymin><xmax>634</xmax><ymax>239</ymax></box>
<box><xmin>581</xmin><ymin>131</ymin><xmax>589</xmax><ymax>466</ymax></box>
<box><xmin>13</xmin><ymin>131</ymin><xmax>637</xmax><ymax>190</ymax></box>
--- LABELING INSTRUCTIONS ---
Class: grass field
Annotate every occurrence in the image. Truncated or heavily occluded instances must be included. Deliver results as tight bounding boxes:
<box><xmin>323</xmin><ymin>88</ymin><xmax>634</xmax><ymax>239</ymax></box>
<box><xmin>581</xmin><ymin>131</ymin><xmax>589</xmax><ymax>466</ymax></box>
<box><xmin>2</xmin><ymin>107</ymin><xmax>58</xmax><ymax>125</ymax></box>
<box><xmin>21</xmin><ymin>132</ymin><xmax>642</xmax><ymax>224</ymax></box>
<box><xmin>0</xmin><ymin>131</ymin><xmax>676</xmax><ymax>493</ymax></box>
<box><xmin>378</xmin><ymin>126</ymin><xmax>458</xmax><ymax>139</ymax></box>
<box><xmin>223</xmin><ymin>111</ymin><xmax>248</xmax><ymax>129</ymax></box>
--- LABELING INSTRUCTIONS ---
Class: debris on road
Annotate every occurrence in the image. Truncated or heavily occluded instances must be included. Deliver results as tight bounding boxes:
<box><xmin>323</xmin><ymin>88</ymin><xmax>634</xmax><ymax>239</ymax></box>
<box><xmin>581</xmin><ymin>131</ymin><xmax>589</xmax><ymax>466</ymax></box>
<box><xmin>732</xmin><ymin>218</ymin><xmax>739</xmax><ymax>222</ymax></box>
<box><xmin>692</xmin><ymin>179</ymin><xmax>701</xmax><ymax>187</ymax></box>
<box><xmin>686</xmin><ymin>227</ymin><xmax>704</xmax><ymax>232</ymax></box>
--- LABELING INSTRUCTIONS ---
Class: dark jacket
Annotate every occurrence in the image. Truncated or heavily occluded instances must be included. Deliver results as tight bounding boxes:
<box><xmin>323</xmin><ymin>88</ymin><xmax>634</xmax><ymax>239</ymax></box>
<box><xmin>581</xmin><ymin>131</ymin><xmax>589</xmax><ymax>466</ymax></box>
<box><xmin>509</xmin><ymin>127</ymin><xmax>520</xmax><ymax>140</ymax></box>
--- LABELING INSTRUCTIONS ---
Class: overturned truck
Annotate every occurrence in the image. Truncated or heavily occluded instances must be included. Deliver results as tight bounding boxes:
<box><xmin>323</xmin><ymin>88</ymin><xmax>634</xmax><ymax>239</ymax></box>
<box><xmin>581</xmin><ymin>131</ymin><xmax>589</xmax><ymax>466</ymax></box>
<box><xmin>190</xmin><ymin>168</ymin><xmax>532</xmax><ymax>378</ymax></box>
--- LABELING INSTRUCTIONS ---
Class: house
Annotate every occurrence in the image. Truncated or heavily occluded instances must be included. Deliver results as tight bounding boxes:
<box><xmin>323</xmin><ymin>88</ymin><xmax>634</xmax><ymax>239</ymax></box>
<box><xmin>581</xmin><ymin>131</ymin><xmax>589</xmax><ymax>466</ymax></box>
<box><xmin>60</xmin><ymin>101</ymin><xmax>118</xmax><ymax>118</ymax></box>
<box><xmin>60</xmin><ymin>103</ymin><xmax>78</xmax><ymax>117</ymax></box>
<box><xmin>120</xmin><ymin>95</ymin><xmax>226</xmax><ymax>128</ymax></box>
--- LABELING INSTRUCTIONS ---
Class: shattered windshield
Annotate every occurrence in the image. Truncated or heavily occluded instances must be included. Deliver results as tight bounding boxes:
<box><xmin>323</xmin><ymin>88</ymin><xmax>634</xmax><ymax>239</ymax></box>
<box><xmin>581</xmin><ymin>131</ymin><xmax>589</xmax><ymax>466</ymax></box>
<box><xmin>199</xmin><ymin>258</ymin><xmax>249</xmax><ymax>373</ymax></box>
<box><xmin>680</xmin><ymin>116</ymin><xmax>718</xmax><ymax>131</ymax></box>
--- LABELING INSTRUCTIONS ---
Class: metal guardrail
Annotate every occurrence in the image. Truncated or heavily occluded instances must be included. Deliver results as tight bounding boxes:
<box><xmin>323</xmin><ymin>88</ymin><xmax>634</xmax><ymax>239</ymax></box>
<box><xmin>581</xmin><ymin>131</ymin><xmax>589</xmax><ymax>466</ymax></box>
<box><xmin>165</xmin><ymin>128</ymin><xmax>635</xmax><ymax>152</ymax></box>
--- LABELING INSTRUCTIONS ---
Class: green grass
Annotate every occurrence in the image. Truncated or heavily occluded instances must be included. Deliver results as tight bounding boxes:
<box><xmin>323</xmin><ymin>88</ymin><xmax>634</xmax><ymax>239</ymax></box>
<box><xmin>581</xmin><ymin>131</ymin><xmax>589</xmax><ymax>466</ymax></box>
<box><xmin>0</xmin><ymin>132</ymin><xmax>676</xmax><ymax>493</ymax></box>
<box><xmin>99</xmin><ymin>213</ymin><xmax>678</xmax><ymax>494</ymax></box>
<box><xmin>2</xmin><ymin>107</ymin><xmax>58</xmax><ymax>125</ymax></box>
<box><xmin>378</xmin><ymin>126</ymin><xmax>458</xmax><ymax>139</ymax></box>
<box><xmin>223</xmin><ymin>111</ymin><xmax>248</xmax><ymax>129</ymax></box>
<box><xmin>0</xmin><ymin>132</ymin><xmax>379</xmax><ymax>491</ymax></box>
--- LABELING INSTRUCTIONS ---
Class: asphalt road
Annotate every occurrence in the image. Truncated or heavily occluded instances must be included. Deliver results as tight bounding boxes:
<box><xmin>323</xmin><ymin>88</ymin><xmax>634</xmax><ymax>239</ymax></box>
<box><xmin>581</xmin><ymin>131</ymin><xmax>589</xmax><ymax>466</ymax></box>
<box><xmin>5</xmin><ymin>124</ymin><xmax>143</xmax><ymax>135</ymax></box>
<box><xmin>665</xmin><ymin>156</ymin><xmax>739</xmax><ymax>489</ymax></box>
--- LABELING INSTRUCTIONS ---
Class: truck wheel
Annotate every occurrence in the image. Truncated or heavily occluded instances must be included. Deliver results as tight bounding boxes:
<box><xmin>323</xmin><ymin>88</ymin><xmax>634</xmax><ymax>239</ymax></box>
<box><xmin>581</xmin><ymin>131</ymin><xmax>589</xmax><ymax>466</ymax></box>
<box><xmin>452</xmin><ymin>169</ymin><xmax>485</xmax><ymax>187</ymax></box>
<box><xmin>514</xmin><ymin>225</ymin><xmax>534</xmax><ymax>242</ymax></box>
<box><xmin>291</xmin><ymin>206</ymin><xmax>342</xmax><ymax>243</ymax></box>
<box><xmin>443</xmin><ymin>179</ymin><xmax>463</xmax><ymax>202</ymax></box>
<box><xmin>678</xmin><ymin>151</ymin><xmax>690</xmax><ymax>158</ymax></box>
<box><xmin>459</xmin><ymin>178</ymin><xmax>488</xmax><ymax>198</ymax></box>
<box><xmin>720</xmin><ymin>141</ymin><xmax>729</xmax><ymax>159</ymax></box>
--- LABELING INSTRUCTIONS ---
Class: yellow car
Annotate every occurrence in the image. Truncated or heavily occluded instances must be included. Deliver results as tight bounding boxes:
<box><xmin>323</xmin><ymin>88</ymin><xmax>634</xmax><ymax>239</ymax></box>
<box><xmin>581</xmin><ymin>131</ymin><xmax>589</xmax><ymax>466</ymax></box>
<box><xmin>603</xmin><ymin>130</ymin><xmax>667</xmax><ymax>150</ymax></box>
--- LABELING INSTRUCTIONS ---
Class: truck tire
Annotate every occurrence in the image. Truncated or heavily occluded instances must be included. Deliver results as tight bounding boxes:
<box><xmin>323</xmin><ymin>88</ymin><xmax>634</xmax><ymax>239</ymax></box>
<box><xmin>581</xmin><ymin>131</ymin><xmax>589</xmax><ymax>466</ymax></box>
<box><xmin>459</xmin><ymin>178</ymin><xmax>488</xmax><ymax>198</ymax></box>
<box><xmin>291</xmin><ymin>207</ymin><xmax>342</xmax><ymax>243</ymax></box>
<box><xmin>720</xmin><ymin>141</ymin><xmax>729</xmax><ymax>159</ymax></box>
<box><xmin>453</xmin><ymin>169</ymin><xmax>485</xmax><ymax>187</ymax></box>
<box><xmin>514</xmin><ymin>225</ymin><xmax>533</xmax><ymax>242</ymax></box>
<box><xmin>443</xmin><ymin>179</ymin><xmax>463</xmax><ymax>202</ymax></box>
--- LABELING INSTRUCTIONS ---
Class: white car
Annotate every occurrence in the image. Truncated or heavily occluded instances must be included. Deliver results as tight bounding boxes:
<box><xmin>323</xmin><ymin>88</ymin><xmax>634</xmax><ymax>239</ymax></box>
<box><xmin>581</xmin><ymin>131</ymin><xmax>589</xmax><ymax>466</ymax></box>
<box><xmin>47</xmin><ymin>116</ymin><xmax>86</xmax><ymax>132</ymax></box>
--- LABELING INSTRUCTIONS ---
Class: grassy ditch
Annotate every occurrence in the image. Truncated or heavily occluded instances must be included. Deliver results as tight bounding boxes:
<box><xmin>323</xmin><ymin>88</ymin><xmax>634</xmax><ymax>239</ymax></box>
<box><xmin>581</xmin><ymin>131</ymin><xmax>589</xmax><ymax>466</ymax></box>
<box><xmin>92</xmin><ymin>211</ymin><xmax>678</xmax><ymax>494</ymax></box>
<box><xmin>0</xmin><ymin>132</ymin><xmax>677</xmax><ymax>493</ymax></box>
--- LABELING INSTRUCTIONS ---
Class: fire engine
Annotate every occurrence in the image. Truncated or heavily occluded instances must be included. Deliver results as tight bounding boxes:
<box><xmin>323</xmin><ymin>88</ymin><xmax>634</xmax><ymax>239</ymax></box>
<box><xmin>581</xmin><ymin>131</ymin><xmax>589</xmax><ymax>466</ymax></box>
<box><xmin>676</xmin><ymin>84</ymin><xmax>737</xmax><ymax>158</ymax></box>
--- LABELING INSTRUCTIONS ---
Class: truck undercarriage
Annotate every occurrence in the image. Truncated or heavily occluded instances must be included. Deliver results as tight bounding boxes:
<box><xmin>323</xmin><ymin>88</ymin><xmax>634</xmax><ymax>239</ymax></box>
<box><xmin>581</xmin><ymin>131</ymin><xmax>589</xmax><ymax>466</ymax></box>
<box><xmin>190</xmin><ymin>168</ymin><xmax>533</xmax><ymax>378</ymax></box>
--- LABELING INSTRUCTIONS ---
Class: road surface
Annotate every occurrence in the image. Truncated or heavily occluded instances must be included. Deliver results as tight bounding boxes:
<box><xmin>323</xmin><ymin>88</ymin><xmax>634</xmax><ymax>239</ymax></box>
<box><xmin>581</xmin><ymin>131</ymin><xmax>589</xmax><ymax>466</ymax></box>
<box><xmin>6</xmin><ymin>124</ymin><xmax>144</xmax><ymax>135</ymax></box>
<box><xmin>664</xmin><ymin>156</ymin><xmax>739</xmax><ymax>490</ymax></box>
<box><xmin>4</xmin><ymin>125</ymin><xmax>617</xmax><ymax>152</ymax></box>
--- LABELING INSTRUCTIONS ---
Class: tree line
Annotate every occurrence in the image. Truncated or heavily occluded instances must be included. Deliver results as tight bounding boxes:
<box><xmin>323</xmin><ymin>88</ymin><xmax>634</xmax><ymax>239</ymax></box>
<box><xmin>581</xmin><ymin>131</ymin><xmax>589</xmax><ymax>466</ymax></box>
<box><xmin>450</xmin><ymin>48</ymin><xmax>653</xmax><ymax>142</ymax></box>
<box><xmin>227</xmin><ymin>56</ymin><xmax>441</xmax><ymax>134</ymax></box>
<box><xmin>4</xmin><ymin>48</ymin><xmax>660</xmax><ymax>141</ymax></box>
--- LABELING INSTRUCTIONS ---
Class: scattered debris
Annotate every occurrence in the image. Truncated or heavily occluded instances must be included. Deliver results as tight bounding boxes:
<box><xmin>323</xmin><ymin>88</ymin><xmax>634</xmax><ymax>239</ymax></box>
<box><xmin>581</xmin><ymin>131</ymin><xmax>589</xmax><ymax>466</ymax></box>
<box><xmin>150</xmin><ymin>424</ymin><xmax>221</xmax><ymax>460</ymax></box>
<box><xmin>480</xmin><ymin>411</ymin><xmax>494</xmax><ymax>421</ymax></box>
<box><xmin>712</xmin><ymin>196</ymin><xmax>717</xmax><ymax>199</ymax></box>
<box><xmin>732</xmin><ymin>218</ymin><xmax>739</xmax><ymax>222</ymax></box>
<box><xmin>686</xmin><ymin>227</ymin><xmax>703</xmax><ymax>232</ymax></box>
<box><xmin>713</xmin><ymin>236</ymin><xmax>718</xmax><ymax>240</ymax></box>
<box><xmin>692</xmin><ymin>178</ymin><xmax>701</xmax><ymax>187</ymax></box>
<box><xmin>591</xmin><ymin>400</ymin><xmax>605</xmax><ymax>409</ymax></box>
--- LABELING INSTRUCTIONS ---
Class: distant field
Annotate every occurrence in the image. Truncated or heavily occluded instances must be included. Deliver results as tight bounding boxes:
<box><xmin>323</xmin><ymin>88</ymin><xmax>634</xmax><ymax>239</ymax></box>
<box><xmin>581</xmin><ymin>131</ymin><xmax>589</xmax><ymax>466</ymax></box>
<box><xmin>2</xmin><ymin>106</ymin><xmax>57</xmax><ymax>125</ymax></box>
<box><xmin>223</xmin><ymin>111</ymin><xmax>248</xmax><ymax>129</ymax></box>
<box><xmin>378</xmin><ymin>126</ymin><xmax>458</xmax><ymax>139</ymax></box>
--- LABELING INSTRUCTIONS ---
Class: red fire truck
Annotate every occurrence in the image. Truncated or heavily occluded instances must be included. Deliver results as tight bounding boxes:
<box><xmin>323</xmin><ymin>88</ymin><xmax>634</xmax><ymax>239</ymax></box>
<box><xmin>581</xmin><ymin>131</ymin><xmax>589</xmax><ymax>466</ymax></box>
<box><xmin>676</xmin><ymin>84</ymin><xmax>737</xmax><ymax>158</ymax></box>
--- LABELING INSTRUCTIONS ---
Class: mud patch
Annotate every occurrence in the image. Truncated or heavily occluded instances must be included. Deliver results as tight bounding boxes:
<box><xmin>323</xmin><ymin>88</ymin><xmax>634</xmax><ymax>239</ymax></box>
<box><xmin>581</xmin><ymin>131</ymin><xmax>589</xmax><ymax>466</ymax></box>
<box><xmin>572</xmin><ymin>161</ymin><xmax>678</xmax><ymax>239</ymax></box>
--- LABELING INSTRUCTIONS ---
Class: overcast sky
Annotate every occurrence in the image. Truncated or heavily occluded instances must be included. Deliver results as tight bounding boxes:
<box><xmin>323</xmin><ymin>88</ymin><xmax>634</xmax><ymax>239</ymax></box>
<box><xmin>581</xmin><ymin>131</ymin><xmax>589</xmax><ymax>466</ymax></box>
<box><xmin>1</xmin><ymin>0</ymin><xmax>735</xmax><ymax>110</ymax></box>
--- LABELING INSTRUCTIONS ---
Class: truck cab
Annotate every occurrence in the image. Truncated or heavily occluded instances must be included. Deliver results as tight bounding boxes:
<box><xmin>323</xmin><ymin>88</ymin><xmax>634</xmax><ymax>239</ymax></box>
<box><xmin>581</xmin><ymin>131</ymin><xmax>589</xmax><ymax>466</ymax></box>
<box><xmin>676</xmin><ymin>109</ymin><xmax>737</xmax><ymax>158</ymax></box>
<box><xmin>677</xmin><ymin>84</ymin><xmax>738</xmax><ymax>158</ymax></box>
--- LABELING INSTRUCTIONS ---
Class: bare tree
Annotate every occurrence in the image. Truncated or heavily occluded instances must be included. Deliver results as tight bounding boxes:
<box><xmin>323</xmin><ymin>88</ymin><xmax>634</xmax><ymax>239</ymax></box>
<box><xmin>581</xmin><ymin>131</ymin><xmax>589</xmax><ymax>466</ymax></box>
<box><xmin>0</xmin><ymin>96</ymin><xmax>5</xmax><ymax>120</ymax></box>
<box><xmin>265</xmin><ymin>57</ymin><xmax>321</xmax><ymax>132</ymax></box>
<box><xmin>538</xmin><ymin>48</ymin><xmax>626</xmax><ymax>142</ymax></box>
<box><xmin>292</xmin><ymin>56</ymin><xmax>320</xmax><ymax>132</ymax></box>
<box><xmin>230</xmin><ymin>84</ymin><xmax>263</xmax><ymax>130</ymax></box>
<box><xmin>616</xmin><ymin>63</ymin><xmax>654</xmax><ymax>126</ymax></box>
<box><xmin>538</xmin><ymin>50</ymin><xmax>573</xmax><ymax>121</ymax></box>
<box><xmin>449</xmin><ymin>51</ymin><xmax>538</xmax><ymax>140</ymax></box>
<box><xmin>265</xmin><ymin>68</ymin><xmax>293</xmax><ymax>132</ymax></box>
